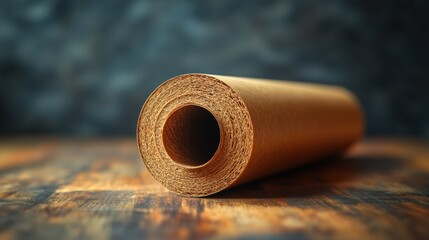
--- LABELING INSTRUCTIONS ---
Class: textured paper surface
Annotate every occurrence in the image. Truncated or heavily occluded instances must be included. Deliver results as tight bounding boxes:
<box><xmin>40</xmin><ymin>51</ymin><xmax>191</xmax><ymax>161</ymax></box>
<box><xmin>137</xmin><ymin>74</ymin><xmax>364</xmax><ymax>197</ymax></box>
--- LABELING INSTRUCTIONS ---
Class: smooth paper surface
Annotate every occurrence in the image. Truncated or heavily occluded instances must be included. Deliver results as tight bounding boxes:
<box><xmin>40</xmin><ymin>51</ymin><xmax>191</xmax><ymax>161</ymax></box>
<box><xmin>137</xmin><ymin>74</ymin><xmax>364</xmax><ymax>197</ymax></box>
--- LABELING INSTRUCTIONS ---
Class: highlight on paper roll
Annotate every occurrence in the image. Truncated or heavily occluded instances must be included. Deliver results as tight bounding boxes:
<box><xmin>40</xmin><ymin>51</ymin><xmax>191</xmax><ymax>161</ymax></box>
<box><xmin>137</xmin><ymin>73</ymin><xmax>364</xmax><ymax>197</ymax></box>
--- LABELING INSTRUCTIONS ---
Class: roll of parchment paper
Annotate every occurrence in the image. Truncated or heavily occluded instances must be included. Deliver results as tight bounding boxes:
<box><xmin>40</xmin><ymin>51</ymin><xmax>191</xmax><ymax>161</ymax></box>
<box><xmin>137</xmin><ymin>74</ymin><xmax>364</xmax><ymax>197</ymax></box>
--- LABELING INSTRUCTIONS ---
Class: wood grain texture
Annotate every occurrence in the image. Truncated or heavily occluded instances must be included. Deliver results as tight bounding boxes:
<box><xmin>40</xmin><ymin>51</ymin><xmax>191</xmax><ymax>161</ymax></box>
<box><xmin>0</xmin><ymin>138</ymin><xmax>428</xmax><ymax>240</ymax></box>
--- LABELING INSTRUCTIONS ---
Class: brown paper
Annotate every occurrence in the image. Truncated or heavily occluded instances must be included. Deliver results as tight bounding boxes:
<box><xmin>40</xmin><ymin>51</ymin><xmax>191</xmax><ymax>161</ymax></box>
<box><xmin>137</xmin><ymin>73</ymin><xmax>364</xmax><ymax>197</ymax></box>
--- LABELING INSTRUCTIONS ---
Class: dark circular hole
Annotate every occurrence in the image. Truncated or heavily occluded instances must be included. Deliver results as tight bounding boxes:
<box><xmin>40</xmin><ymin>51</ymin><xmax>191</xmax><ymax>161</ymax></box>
<box><xmin>162</xmin><ymin>105</ymin><xmax>221</xmax><ymax>167</ymax></box>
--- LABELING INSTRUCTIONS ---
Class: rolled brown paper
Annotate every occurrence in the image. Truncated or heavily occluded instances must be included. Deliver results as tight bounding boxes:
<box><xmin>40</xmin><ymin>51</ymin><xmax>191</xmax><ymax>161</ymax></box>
<box><xmin>137</xmin><ymin>73</ymin><xmax>364</xmax><ymax>197</ymax></box>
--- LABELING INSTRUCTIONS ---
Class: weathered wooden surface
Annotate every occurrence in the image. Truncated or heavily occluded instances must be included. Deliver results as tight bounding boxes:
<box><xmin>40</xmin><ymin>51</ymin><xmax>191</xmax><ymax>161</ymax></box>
<box><xmin>0</xmin><ymin>138</ymin><xmax>428</xmax><ymax>240</ymax></box>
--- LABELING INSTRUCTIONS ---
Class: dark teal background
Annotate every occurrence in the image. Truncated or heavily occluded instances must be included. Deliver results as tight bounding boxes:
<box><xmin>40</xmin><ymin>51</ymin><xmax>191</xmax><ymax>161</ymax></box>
<box><xmin>1</xmin><ymin>0</ymin><xmax>428</xmax><ymax>137</ymax></box>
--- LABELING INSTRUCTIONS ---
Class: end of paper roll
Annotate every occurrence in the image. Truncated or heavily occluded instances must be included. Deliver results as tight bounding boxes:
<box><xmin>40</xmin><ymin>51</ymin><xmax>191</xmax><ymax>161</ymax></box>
<box><xmin>137</xmin><ymin>74</ymin><xmax>254</xmax><ymax>196</ymax></box>
<box><xmin>137</xmin><ymin>73</ymin><xmax>364</xmax><ymax>197</ymax></box>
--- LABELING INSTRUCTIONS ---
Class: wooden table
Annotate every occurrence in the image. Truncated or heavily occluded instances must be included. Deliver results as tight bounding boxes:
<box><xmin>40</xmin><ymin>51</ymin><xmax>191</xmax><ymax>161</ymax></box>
<box><xmin>0</xmin><ymin>138</ymin><xmax>428</xmax><ymax>239</ymax></box>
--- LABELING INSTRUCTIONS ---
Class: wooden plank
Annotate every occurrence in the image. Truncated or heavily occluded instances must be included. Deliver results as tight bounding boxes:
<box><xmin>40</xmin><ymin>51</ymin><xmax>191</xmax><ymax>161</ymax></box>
<box><xmin>0</xmin><ymin>138</ymin><xmax>428</xmax><ymax>239</ymax></box>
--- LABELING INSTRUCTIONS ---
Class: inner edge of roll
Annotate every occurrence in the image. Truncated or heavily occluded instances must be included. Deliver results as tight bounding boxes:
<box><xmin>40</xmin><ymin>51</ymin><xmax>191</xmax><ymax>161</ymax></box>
<box><xmin>161</xmin><ymin>104</ymin><xmax>223</xmax><ymax>169</ymax></box>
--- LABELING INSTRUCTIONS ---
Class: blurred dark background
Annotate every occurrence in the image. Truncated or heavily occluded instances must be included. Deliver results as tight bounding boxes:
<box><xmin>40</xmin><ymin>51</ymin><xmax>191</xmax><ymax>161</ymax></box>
<box><xmin>1</xmin><ymin>0</ymin><xmax>428</xmax><ymax>137</ymax></box>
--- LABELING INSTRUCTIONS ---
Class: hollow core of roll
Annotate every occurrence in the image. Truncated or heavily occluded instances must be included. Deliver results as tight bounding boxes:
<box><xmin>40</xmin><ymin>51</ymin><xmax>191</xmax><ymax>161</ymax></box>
<box><xmin>162</xmin><ymin>105</ymin><xmax>221</xmax><ymax>168</ymax></box>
